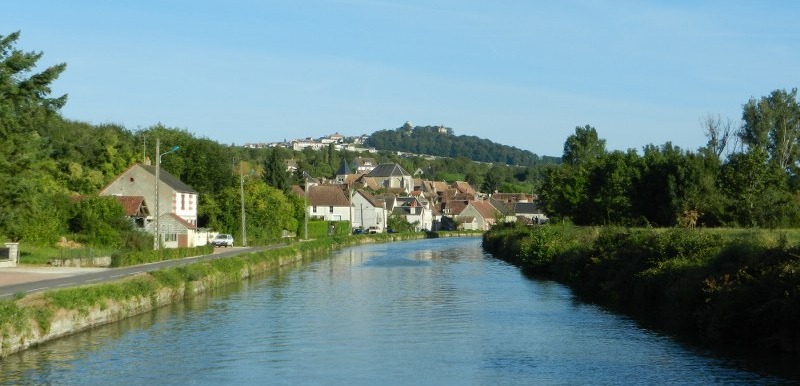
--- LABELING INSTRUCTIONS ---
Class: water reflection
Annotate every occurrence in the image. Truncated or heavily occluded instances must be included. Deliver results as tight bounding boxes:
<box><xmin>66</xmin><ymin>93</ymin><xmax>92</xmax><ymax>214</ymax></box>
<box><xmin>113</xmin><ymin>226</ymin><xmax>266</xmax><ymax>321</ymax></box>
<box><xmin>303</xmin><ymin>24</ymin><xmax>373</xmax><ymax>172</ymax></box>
<box><xmin>1</xmin><ymin>237</ymin><xmax>797</xmax><ymax>385</ymax></box>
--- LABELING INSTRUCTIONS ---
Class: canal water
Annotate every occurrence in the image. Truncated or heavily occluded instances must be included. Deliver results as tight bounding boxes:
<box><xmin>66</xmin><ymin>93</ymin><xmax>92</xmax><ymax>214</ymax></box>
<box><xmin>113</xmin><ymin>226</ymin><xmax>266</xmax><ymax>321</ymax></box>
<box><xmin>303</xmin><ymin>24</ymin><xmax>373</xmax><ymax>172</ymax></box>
<box><xmin>1</xmin><ymin>238</ymin><xmax>797</xmax><ymax>385</ymax></box>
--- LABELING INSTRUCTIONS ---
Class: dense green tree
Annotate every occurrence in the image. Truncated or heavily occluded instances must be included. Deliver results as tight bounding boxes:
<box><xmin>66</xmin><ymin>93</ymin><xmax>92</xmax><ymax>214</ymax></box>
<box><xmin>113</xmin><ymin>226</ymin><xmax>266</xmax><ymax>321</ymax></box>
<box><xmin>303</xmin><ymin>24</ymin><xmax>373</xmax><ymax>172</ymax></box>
<box><xmin>217</xmin><ymin>179</ymin><xmax>297</xmax><ymax>243</ymax></box>
<box><xmin>718</xmin><ymin>148</ymin><xmax>795</xmax><ymax>228</ymax></box>
<box><xmin>740</xmin><ymin>88</ymin><xmax>800</xmax><ymax>172</ymax></box>
<box><xmin>562</xmin><ymin>125</ymin><xmax>606</xmax><ymax>167</ymax></box>
<box><xmin>262</xmin><ymin>148</ymin><xmax>291</xmax><ymax>193</ymax></box>
<box><xmin>68</xmin><ymin>196</ymin><xmax>133</xmax><ymax>247</ymax></box>
<box><xmin>539</xmin><ymin>164</ymin><xmax>589</xmax><ymax>223</ymax></box>
<box><xmin>0</xmin><ymin>31</ymin><xmax>69</xmax><ymax>242</ymax></box>
<box><xmin>587</xmin><ymin>150</ymin><xmax>638</xmax><ymax>225</ymax></box>
<box><xmin>481</xmin><ymin>165</ymin><xmax>511</xmax><ymax>194</ymax></box>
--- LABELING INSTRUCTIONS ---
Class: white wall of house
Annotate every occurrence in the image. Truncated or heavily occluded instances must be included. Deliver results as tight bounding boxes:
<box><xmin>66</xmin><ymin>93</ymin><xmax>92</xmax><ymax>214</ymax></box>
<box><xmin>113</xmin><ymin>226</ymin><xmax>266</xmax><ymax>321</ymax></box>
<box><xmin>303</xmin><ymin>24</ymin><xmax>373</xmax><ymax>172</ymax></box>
<box><xmin>146</xmin><ymin>214</ymin><xmax>196</xmax><ymax>249</ymax></box>
<box><xmin>309</xmin><ymin>205</ymin><xmax>351</xmax><ymax>222</ymax></box>
<box><xmin>458</xmin><ymin>218</ymin><xmax>480</xmax><ymax>231</ymax></box>
<box><xmin>404</xmin><ymin>207</ymin><xmax>433</xmax><ymax>231</ymax></box>
<box><xmin>351</xmin><ymin>194</ymin><xmax>386</xmax><ymax>231</ymax></box>
<box><xmin>173</xmin><ymin>192</ymin><xmax>198</xmax><ymax>226</ymax></box>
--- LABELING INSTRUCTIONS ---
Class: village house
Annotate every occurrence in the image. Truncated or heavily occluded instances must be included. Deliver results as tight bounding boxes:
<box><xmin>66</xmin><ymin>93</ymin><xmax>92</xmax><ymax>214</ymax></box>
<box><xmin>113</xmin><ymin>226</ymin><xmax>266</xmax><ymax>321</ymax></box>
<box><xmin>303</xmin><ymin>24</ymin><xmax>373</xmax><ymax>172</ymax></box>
<box><xmin>99</xmin><ymin>163</ymin><xmax>205</xmax><ymax>248</ymax></box>
<box><xmin>306</xmin><ymin>185</ymin><xmax>351</xmax><ymax>222</ymax></box>
<box><xmin>458</xmin><ymin>200</ymin><xmax>499</xmax><ymax>231</ymax></box>
<box><xmin>389</xmin><ymin>196</ymin><xmax>433</xmax><ymax>231</ymax></box>
<box><xmin>350</xmin><ymin>189</ymin><xmax>387</xmax><ymax>232</ymax></box>
<box><xmin>490</xmin><ymin>192</ymin><xmax>548</xmax><ymax>224</ymax></box>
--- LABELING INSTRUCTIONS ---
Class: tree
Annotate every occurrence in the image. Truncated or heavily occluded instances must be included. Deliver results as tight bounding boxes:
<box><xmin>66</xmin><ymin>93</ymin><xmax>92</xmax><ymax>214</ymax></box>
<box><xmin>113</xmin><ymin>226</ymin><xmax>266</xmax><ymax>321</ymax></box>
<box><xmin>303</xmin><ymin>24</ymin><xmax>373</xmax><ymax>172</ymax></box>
<box><xmin>587</xmin><ymin>150</ymin><xmax>637</xmax><ymax>225</ymax></box>
<box><xmin>562</xmin><ymin>125</ymin><xmax>606</xmax><ymax>167</ymax></box>
<box><xmin>481</xmin><ymin>165</ymin><xmax>510</xmax><ymax>194</ymax></box>
<box><xmin>241</xmin><ymin>180</ymin><xmax>297</xmax><ymax>242</ymax></box>
<box><xmin>740</xmin><ymin>88</ymin><xmax>800</xmax><ymax>172</ymax></box>
<box><xmin>0</xmin><ymin>31</ymin><xmax>68</xmax><ymax>242</ymax></box>
<box><xmin>68</xmin><ymin>196</ymin><xmax>132</xmax><ymax>247</ymax></box>
<box><xmin>718</xmin><ymin>148</ymin><xmax>794</xmax><ymax>228</ymax></box>
<box><xmin>262</xmin><ymin>148</ymin><xmax>291</xmax><ymax>193</ymax></box>
<box><xmin>388</xmin><ymin>213</ymin><xmax>415</xmax><ymax>233</ymax></box>
<box><xmin>539</xmin><ymin>164</ymin><xmax>589</xmax><ymax>223</ymax></box>
<box><xmin>701</xmin><ymin>114</ymin><xmax>736</xmax><ymax>159</ymax></box>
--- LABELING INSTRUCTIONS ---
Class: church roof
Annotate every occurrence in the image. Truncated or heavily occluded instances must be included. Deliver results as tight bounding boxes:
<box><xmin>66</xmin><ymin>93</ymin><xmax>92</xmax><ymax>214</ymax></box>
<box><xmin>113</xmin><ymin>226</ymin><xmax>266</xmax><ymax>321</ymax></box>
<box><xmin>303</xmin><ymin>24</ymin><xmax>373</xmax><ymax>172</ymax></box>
<box><xmin>336</xmin><ymin>158</ymin><xmax>352</xmax><ymax>176</ymax></box>
<box><xmin>365</xmin><ymin>163</ymin><xmax>411</xmax><ymax>178</ymax></box>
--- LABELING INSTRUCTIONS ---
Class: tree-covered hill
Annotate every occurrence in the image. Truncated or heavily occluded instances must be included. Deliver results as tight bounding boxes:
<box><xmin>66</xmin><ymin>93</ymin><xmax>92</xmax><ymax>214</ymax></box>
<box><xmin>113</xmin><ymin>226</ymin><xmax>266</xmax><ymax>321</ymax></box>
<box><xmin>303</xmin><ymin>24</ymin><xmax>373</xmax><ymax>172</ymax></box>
<box><xmin>365</xmin><ymin>123</ymin><xmax>560</xmax><ymax>166</ymax></box>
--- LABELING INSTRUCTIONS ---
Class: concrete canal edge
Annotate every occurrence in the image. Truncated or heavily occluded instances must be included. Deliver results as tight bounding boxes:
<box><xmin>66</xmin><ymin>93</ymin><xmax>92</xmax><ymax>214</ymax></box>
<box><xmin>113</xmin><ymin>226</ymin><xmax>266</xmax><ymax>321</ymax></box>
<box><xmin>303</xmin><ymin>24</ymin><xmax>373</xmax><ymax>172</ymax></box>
<box><xmin>0</xmin><ymin>232</ymin><xmax>480</xmax><ymax>358</ymax></box>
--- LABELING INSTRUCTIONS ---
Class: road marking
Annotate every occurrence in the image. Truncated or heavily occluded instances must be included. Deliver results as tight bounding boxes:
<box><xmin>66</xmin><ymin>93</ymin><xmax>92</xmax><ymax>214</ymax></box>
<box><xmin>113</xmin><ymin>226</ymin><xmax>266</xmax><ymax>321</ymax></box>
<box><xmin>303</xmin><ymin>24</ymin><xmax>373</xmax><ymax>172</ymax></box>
<box><xmin>26</xmin><ymin>288</ymin><xmax>47</xmax><ymax>293</ymax></box>
<box><xmin>84</xmin><ymin>278</ymin><xmax>101</xmax><ymax>283</ymax></box>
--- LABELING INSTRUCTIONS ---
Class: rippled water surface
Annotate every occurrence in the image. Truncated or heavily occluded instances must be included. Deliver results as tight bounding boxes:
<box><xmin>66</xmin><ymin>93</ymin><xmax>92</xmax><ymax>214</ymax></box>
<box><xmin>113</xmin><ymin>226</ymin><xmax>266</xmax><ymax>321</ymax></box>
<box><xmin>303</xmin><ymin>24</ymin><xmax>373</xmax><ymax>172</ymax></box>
<box><xmin>1</xmin><ymin>238</ymin><xmax>797</xmax><ymax>385</ymax></box>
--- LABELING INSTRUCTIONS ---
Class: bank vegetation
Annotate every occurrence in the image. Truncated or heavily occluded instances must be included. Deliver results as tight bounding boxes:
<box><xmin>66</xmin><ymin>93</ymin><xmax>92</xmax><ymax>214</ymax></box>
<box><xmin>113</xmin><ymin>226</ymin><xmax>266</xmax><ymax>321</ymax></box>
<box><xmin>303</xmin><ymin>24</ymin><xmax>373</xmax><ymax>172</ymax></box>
<box><xmin>482</xmin><ymin>223</ymin><xmax>800</xmax><ymax>356</ymax></box>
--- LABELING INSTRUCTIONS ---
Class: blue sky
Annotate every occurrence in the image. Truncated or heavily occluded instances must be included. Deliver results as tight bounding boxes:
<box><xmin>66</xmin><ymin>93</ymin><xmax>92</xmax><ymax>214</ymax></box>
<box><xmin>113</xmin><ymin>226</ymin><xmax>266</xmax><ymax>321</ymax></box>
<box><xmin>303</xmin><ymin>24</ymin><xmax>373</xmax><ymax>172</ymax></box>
<box><xmin>4</xmin><ymin>1</ymin><xmax>799</xmax><ymax>157</ymax></box>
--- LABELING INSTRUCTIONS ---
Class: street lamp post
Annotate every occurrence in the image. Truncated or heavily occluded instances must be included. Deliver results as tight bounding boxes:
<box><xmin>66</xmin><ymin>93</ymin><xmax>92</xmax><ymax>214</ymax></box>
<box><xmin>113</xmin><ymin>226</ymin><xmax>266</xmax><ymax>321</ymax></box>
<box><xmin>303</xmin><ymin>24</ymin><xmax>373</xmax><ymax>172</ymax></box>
<box><xmin>240</xmin><ymin>162</ymin><xmax>248</xmax><ymax>247</ymax></box>
<box><xmin>303</xmin><ymin>172</ymin><xmax>309</xmax><ymax>240</ymax></box>
<box><xmin>154</xmin><ymin>138</ymin><xmax>180</xmax><ymax>250</ymax></box>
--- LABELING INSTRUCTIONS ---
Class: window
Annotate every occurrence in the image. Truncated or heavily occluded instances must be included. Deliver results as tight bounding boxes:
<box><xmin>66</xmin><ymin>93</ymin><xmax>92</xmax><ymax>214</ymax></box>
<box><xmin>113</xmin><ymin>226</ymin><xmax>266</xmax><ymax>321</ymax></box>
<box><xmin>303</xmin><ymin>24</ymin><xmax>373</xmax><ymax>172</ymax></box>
<box><xmin>313</xmin><ymin>206</ymin><xmax>317</xmax><ymax>213</ymax></box>
<box><xmin>181</xmin><ymin>194</ymin><xmax>186</xmax><ymax>210</ymax></box>
<box><xmin>329</xmin><ymin>206</ymin><xmax>334</xmax><ymax>213</ymax></box>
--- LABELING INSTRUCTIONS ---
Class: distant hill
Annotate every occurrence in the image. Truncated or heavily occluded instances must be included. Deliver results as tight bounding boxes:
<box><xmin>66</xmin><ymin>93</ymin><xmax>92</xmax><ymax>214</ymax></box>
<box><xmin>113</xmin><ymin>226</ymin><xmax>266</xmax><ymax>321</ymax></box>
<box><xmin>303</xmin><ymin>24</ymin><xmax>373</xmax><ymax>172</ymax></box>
<box><xmin>365</xmin><ymin>124</ymin><xmax>560</xmax><ymax>167</ymax></box>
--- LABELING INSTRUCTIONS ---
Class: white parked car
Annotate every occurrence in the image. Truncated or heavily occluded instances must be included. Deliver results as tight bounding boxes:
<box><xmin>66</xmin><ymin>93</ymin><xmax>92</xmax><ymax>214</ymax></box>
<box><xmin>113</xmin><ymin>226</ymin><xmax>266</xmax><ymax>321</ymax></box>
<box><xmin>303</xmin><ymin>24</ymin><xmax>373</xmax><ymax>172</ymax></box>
<box><xmin>211</xmin><ymin>234</ymin><xmax>234</xmax><ymax>247</ymax></box>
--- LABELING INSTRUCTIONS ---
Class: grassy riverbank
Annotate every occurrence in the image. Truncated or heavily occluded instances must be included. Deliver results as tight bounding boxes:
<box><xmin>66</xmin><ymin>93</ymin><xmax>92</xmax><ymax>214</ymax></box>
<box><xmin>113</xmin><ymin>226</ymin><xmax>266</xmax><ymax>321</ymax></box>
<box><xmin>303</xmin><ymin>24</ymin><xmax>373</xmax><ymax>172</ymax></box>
<box><xmin>482</xmin><ymin>224</ymin><xmax>800</xmax><ymax>356</ymax></box>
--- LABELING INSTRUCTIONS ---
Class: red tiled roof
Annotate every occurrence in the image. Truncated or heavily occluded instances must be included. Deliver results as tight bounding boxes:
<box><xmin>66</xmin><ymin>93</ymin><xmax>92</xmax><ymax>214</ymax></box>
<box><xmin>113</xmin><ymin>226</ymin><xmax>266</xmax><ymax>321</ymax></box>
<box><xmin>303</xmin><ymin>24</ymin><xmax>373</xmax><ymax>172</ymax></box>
<box><xmin>113</xmin><ymin>195</ymin><xmax>148</xmax><ymax>217</ymax></box>
<box><xmin>470</xmin><ymin>200</ymin><xmax>497</xmax><ymax>220</ymax></box>
<box><xmin>308</xmin><ymin>185</ymin><xmax>350</xmax><ymax>206</ymax></box>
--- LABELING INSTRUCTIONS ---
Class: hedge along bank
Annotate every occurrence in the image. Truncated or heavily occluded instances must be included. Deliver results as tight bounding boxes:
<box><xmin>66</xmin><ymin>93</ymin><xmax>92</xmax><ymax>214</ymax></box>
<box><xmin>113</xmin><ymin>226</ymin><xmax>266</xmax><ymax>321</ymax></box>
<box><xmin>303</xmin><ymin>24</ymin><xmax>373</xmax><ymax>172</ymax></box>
<box><xmin>0</xmin><ymin>232</ymin><xmax>440</xmax><ymax>358</ymax></box>
<box><xmin>481</xmin><ymin>224</ymin><xmax>800</xmax><ymax>356</ymax></box>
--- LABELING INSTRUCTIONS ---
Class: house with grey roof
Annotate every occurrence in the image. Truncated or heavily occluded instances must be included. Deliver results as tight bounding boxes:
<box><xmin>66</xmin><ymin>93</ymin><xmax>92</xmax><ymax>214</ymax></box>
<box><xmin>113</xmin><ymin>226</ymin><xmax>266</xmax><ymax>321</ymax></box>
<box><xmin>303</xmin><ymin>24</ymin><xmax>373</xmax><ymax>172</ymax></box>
<box><xmin>364</xmin><ymin>163</ymin><xmax>413</xmax><ymax>193</ymax></box>
<box><xmin>100</xmin><ymin>163</ymin><xmax>202</xmax><ymax>248</ymax></box>
<box><xmin>514</xmin><ymin>202</ymin><xmax>549</xmax><ymax>224</ymax></box>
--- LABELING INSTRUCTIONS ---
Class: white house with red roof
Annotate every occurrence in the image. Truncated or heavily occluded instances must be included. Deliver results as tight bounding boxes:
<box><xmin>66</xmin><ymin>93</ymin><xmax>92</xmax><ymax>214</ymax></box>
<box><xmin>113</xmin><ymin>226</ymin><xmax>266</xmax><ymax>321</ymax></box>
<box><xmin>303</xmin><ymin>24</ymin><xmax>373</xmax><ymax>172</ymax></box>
<box><xmin>306</xmin><ymin>185</ymin><xmax>352</xmax><ymax>222</ymax></box>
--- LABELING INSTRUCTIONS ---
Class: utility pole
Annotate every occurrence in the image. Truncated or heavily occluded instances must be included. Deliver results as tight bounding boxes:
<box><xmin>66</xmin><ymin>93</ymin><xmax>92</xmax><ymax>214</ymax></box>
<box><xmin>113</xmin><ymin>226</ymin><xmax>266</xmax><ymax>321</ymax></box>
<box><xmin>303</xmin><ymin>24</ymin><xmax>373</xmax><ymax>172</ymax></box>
<box><xmin>304</xmin><ymin>172</ymin><xmax>309</xmax><ymax>240</ymax></box>
<box><xmin>154</xmin><ymin>138</ymin><xmax>180</xmax><ymax>250</ymax></box>
<box><xmin>154</xmin><ymin>138</ymin><xmax>160</xmax><ymax>250</ymax></box>
<box><xmin>240</xmin><ymin>161</ymin><xmax>247</xmax><ymax>247</ymax></box>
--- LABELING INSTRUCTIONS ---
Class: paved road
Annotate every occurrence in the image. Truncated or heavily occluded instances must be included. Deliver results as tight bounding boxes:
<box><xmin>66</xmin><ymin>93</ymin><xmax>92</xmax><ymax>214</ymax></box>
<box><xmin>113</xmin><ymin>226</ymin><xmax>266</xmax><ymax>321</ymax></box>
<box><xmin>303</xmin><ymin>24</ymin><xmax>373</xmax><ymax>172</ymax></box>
<box><xmin>0</xmin><ymin>245</ymin><xmax>282</xmax><ymax>299</ymax></box>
